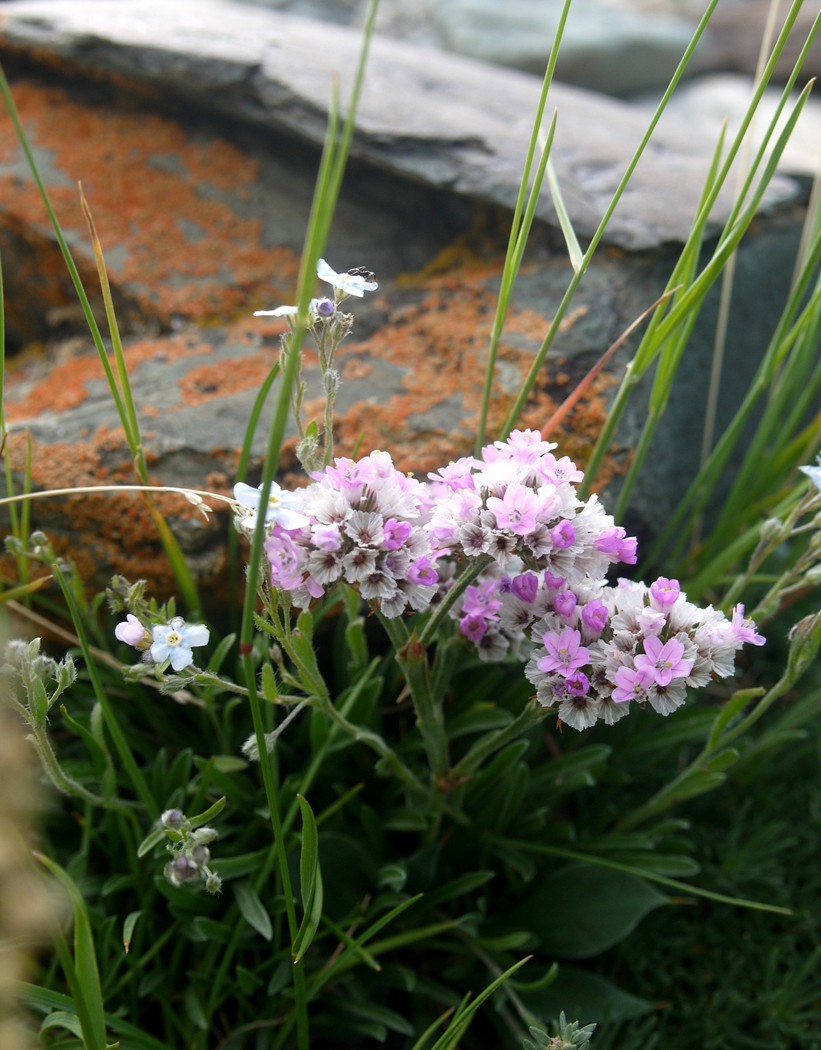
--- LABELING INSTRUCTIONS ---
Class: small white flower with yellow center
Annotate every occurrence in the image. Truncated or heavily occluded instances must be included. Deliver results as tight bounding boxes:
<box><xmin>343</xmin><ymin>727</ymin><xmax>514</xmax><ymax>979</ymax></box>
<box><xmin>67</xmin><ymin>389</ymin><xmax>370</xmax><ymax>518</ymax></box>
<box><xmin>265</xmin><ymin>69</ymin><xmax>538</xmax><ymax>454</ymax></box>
<box><xmin>150</xmin><ymin>617</ymin><xmax>210</xmax><ymax>672</ymax></box>
<box><xmin>233</xmin><ymin>481</ymin><xmax>309</xmax><ymax>532</ymax></box>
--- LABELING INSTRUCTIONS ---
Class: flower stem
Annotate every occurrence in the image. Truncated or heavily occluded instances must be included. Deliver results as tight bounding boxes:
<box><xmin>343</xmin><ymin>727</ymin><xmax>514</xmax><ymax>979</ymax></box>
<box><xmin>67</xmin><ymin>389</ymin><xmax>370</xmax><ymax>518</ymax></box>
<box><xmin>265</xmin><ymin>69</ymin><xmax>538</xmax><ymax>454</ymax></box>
<box><xmin>378</xmin><ymin>615</ymin><xmax>450</xmax><ymax>785</ymax></box>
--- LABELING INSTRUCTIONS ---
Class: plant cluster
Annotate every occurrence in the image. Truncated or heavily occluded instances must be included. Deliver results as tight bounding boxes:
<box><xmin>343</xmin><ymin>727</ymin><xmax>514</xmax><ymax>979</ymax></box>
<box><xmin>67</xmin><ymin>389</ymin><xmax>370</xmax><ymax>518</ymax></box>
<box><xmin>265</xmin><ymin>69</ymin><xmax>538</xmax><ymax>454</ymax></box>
<box><xmin>0</xmin><ymin>0</ymin><xmax>820</xmax><ymax>1047</ymax></box>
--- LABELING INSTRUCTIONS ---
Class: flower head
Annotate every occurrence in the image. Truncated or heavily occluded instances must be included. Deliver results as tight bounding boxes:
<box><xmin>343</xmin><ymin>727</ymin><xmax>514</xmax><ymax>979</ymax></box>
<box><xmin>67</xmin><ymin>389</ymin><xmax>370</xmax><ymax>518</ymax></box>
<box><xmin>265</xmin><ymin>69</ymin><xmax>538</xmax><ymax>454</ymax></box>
<box><xmin>150</xmin><ymin>618</ymin><xmax>210</xmax><ymax>672</ymax></box>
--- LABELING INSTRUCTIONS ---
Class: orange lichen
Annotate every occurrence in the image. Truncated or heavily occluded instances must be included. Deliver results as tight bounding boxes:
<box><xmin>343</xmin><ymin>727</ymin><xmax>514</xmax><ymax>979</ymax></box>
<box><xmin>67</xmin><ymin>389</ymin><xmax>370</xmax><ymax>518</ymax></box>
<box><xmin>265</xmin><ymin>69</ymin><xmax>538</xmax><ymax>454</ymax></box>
<box><xmin>0</xmin><ymin>76</ymin><xmax>300</xmax><ymax>328</ymax></box>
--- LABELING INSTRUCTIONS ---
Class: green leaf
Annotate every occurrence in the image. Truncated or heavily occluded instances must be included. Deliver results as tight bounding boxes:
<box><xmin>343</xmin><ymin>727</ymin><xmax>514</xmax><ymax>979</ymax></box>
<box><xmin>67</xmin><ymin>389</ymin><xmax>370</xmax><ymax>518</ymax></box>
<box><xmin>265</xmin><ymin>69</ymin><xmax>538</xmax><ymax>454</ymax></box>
<box><xmin>184</xmin><ymin>985</ymin><xmax>208</xmax><ymax>1030</ymax></box>
<box><xmin>122</xmin><ymin>911</ymin><xmax>141</xmax><ymax>954</ymax></box>
<box><xmin>261</xmin><ymin>661</ymin><xmax>279</xmax><ymax>703</ymax></box>
<box><xmin>708</xmin><ymin>688</ymin><xmax>762</xmax><ymax>749</ymax></box>
<box><xmin>234</xmin><ymin>881</ymin><xmax>273</xmax><ymax>942</ymax></box>
<box><xmin>41</xmin><ymin>1010</ymin><xmax>84</xmax><ymax>1038</ymax></box>
<box><xmin>34</xmin><ymin>852</ymin><xmax>108</xmax><ymax>1050</ymax></box>
<box><xmin>428</xmin><ymin>956</ymin><xmax>531</xmax><ymax>1050</ymax></box>
<box><xmin>511</xmin><ymin>863</ymin><xmax>668</xmax><ymax>958</ymax></box>
<box><xmin>518</xmin><ymin>964</ymin><xmax>653</xmax><ymax>1026</ymax></box>
<box><xmin>293</xmin><ymin>794</ymin><xmax>323</xmax><ymax>962</ymax></box>
<box><xmin>206</xmin><ymin>631</ymin><xmax>237</xmax><ymax>673</ymax></box>
<box><xmin>189</xmin><ymin>795</ymin><xmax>226</xmax><ymax>829</ymax></box>
<box><xmin>136</xmin><ymin>825</ymin><xmax>166</xmax><ymax>859</ymax></box>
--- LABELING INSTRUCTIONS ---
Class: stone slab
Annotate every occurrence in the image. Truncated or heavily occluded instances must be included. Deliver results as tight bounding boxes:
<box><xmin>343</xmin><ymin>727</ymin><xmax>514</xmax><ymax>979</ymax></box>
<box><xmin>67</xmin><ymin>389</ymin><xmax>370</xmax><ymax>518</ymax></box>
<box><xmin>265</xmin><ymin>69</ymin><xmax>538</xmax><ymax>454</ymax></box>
<box><xmin>0</xmin><ymin>0</ymin><xmax>804</xmax><ymax>252</ymax></box>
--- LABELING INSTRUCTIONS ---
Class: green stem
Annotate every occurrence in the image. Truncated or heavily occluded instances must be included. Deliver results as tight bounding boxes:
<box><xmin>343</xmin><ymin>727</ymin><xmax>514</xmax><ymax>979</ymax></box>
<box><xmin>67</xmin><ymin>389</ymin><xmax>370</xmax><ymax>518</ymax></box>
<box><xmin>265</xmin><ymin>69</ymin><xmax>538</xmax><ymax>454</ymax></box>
<box><xmin>52</xmin><ymin>564</ymin><xmax>158</xmax><ymax>820</ymax></box>
<box><xmin>379</xmin><ymin>615</ymin><xmax>450</xmax><ymax>784</ymax></box>
<box><xmin>450</xmin><ymin>701</ymin><xmax>546</xmax><ymax>782</ymax></box>
<box><xmin>418</xmin><ymin>555</ymin><xmax>492</xmax><ymax>646</ymax></box>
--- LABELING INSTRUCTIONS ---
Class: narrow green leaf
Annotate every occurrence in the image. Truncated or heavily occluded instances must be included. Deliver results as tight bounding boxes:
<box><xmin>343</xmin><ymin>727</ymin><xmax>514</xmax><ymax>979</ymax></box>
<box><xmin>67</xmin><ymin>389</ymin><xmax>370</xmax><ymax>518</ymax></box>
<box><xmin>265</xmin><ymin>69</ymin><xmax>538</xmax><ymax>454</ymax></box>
<box><xmin>189</xmin><ymin>796</ymin><xmax>226</xmax><ymax>829</ymax></box>
<box><xmin>293</xmin><ymin>867</ymin><xmax>324</xmax><ymax>964</ymax></box>
<box><xmin>234</xmin><ymin>881</ymin><xmax>273</xmax><ymax>942</ymax></box>
<box><xmin>206</xmin><ymin>632</ymin><xmax>237</xmax><ymax>673</ymax></box>
<box><xmin>428</xmin><ymin>956</ymin><xmax>531</xmax><ymax>1050</ymax></box>
<box><xmin>545</xmin><ymin>155</ymin><xmax>583</xmax><ymax>272</ymax></box>
<box><xmin>40</xmin><ymin>1010</ymin><xmax>84</xmax><ymax>1038</ymax></box>
<box><xmin>708</xmin><ymin>688</ymin><xmax>763</xmax><ymax>749</ymax></box>
<box><xmin>261</xmin><ymin>661</ymin><xmax>279</xmax><ymax>703</ymax></box>
<box><xmin>136</xmin><ymin>825</ymin><xmax>165</xmax><ymax>860</ymax></box>
<box><xmin>34</xmin><ymin>852</ymin><xmax>108</xmax><ymax>1050</ymax></box>
<box><xmin>184</xmin><ymin>985</ymin><xmax>208</xmax><ymax>1030</ymax></box>
<box><xmin>122</xmin><ymin>911</ymin><xmax>141</xmax><ymax>954</ymax></box>
<box><xmin>293</xmin><ymin>794</ymin><xmax>324</xmax><ymax>962</ymax></box>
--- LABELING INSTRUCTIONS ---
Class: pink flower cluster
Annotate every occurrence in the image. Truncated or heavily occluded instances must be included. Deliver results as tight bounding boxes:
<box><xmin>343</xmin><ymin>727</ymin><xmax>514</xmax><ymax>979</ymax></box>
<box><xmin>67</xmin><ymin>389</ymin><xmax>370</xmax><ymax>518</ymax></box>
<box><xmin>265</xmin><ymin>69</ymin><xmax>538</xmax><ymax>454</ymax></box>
<box><xmin>426</xmin><ymin>430</ymin><xmax>637</xmax><ymax>577</ymax></box>
<box><xmin>523</xmin><ymin>576</ymin><xmax>765</xmax><ymax>730</ymax></box>
<box><xmin>236</xmin><ymin>429</ymin><xmax>765</xmax><ymax>729</ymax></box>
<box><xmin>262</xmin><ymin>450</ymin><xmax>438</xmax><ymax>617</ymax></box>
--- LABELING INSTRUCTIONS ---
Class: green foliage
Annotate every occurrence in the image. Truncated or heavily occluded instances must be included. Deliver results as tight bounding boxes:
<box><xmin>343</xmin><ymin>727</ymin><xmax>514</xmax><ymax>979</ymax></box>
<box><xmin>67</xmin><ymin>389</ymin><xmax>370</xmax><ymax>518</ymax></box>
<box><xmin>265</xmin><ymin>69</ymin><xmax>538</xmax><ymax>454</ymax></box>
<box><xmin>0</xmin><ymin>1</ymin><xmax>819</xmax><ymax>1048</ymax></box>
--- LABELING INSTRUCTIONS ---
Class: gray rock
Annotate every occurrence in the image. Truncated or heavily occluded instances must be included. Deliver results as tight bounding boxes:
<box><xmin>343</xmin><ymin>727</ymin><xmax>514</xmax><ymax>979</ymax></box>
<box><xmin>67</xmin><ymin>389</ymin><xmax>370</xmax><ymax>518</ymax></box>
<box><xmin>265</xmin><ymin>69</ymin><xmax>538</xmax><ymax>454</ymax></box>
<box><xmin>0</xmin><ymin>0</ymin><xmax>802</xmax><ymax>251</ymax></box>
<box><xmin>431</xmin><ymin>0</ymin><xmax>713</xmax><ymax>96</ymax></box>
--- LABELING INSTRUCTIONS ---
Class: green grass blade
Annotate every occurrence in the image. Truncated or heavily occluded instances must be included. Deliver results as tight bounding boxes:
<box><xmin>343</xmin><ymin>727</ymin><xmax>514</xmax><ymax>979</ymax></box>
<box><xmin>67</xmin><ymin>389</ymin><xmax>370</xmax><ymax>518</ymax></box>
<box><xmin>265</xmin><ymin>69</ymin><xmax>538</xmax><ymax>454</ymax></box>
<box><xmin>498</xmin><ymin>0</ymin><xmax>722</xmax><ymax>438</ymax></box>
<box><xmin>427</xmin><ymin>956</ymin><xmax>532</xmax><ymax>1050</ymax></box>
<box><xmin>34</xmin><ymin>852</ymin><xmax>109</xmax><ymax>1050</ymax></box>
<box><xmin>475</xmin><ymin>0</ymin><xmax>573</xmax><ymax>451</ymax></box>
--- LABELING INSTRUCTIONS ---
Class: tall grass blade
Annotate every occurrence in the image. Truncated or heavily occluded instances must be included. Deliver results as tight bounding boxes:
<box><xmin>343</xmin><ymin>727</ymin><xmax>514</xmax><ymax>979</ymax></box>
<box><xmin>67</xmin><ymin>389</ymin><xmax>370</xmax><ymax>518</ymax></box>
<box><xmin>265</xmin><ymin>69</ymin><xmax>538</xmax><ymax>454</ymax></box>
<box><xmin>498</xmin><ymin>0</ymin><xmax>722</xmax><ymax>439</ymax></box>
<box><xmin>475</xmin><ymin>0</ymin><xmax>573</xmax><ymax>452</ymax></box>
<box><xmin>34</xmin><ymin>852</ymin><xmax>109</xmax><ymax>1050</ymax></box>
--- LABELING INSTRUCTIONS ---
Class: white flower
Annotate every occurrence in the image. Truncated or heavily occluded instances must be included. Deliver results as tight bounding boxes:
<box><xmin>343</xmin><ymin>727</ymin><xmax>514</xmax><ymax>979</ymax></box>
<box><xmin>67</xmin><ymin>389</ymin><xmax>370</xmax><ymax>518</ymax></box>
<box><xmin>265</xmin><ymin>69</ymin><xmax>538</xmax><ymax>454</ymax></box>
<box><xmin>253</xmin><ymin>297</ymin><xmax>335</xmax><ymax>320</ymax></box>
<box><xmin>799</xmin><ymin>454</ymin><xmax>821</xmax><ymax>493</ymax></box>
<box><xmin>316</xmin><ymin>258</ymin><xmax>378</xmax><ymax>298</ymax></box>
<box><xmin>150</xmin><ymin>618</ymin><xmax>210</xmax><ymax>672</ymax></box>
<box><xmin>233</xmin><ymin>481</ymin><xmax>309</xmax><ymax>531</ymax></box>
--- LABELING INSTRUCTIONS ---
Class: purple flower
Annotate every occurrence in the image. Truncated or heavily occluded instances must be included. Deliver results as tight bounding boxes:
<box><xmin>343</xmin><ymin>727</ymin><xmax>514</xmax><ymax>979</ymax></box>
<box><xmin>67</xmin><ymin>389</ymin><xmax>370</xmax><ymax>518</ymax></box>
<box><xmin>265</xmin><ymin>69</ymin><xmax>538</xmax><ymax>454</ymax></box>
<box><xmin>553</xmin><ymin>590</ymin><xmax>577</xmax><ymax>620</ymax></box>
<box><xmin>460</xmin><ymin>612</ymin><xmax>489</xmax><ymax>642</ymax></box>
<box><xmin>581</xmin><ymin>599</ymin><xmax>609</xmax><ymax>636</ymax></box>
<box><xmin>550</xmin><ymin>520</ymin><xmax>576</xmax><ymax>549</ymax></box>
<box><xmin>383</xmin><ymin>518</ymin><xmax>412</xmax><ymax>550</ymax></box>
<box><xmin>565</xmin><ymin>671</ymin><xmax>591</xmax><ymax>696</ymax></box>
<box><xmin>408</xmin><ymin>556</ymin><xmax>438</xmax><ymax>587</ymax></box>
<box><xmin>510</xmin><ymin>572</ymin><xmax>539</xmax><ymax>603</ymax></box>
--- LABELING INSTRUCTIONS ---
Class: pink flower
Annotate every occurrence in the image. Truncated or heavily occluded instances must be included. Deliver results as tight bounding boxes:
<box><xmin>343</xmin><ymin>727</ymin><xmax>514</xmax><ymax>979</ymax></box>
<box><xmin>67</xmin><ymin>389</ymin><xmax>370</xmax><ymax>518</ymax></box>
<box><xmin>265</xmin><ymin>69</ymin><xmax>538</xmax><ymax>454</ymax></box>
<box><xmin>581</xmin><ymin>599</ymin><xmax>609</xmax><ymax>635</ymax></box>
<box><xmin>635</xmin><ymin>636</ymin><xmax>693</xmax><ymax>687</ymax></box>
<box><xmin>115</xmin><ymin>613</ymin><xmax>148</xmax><ymax>648</ymax></box>
<box><xmin>650</xmin><ymin>577</ymin><xmax>681</xmax><ymax>609</ymax></box>
<box><xmin>553</xmin><ymin>590</ymin><xmax>577</xmax><ymax>620</ymax></box>
<box><xmin>408</xmin><ymin>556</ymin><xmax>438</xmax><ymax>587</ymax></box>
<box><xmin>460</xmin><ymin>612</ymin><xmax>489</xmax><ymax>642</ymax></box>
<box><xmin>537</xmin><ymin>628</ymin><xmax>590</xmax><ymax>677</ymax></box>
<box><xmin>731</xmin><ymin>605</ymin><xmax>766</xmax><ymax>647</ymax></box>
<box><xmin>612</xmin><ymin>665</ymin><xmax>655</xmax><ymax>704</ymax></box>
<box><xmin>486</xmin><ymin>484</ymin><xmax>539</xmax><ymax>536</ymax></box>
<box><xmin>383</xmin><ymin>518</ymin><xmax>411</xmax><ymax>550</ymax></box>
